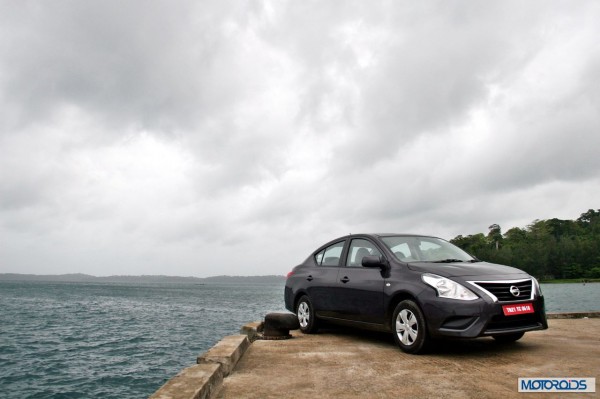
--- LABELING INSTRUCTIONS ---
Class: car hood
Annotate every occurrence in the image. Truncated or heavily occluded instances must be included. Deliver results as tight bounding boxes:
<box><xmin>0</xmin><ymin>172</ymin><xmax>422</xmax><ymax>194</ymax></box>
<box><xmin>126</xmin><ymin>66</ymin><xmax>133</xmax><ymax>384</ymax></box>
<box><xmin>406</xmin><ymin>261</ymin><xmax>528</xmax><ymax>278</ymax></box>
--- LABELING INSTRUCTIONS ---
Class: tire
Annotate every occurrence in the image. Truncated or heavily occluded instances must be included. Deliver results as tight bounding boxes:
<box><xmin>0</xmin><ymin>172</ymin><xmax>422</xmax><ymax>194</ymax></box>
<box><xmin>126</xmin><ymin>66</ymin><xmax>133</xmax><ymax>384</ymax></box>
<box><xmin>296</xmin><ymin>295</ymin><xmax>319</xmax><ymax>333</ymax></box>
<box><xmin>493</xmin><ymin>332</ymin><xmax>525</xmax><ymax>343</ymax></box>
<box><xmin>392</xmin><ymin>300</ymin><xmax>429</xmax><ymax>354</ymax></box>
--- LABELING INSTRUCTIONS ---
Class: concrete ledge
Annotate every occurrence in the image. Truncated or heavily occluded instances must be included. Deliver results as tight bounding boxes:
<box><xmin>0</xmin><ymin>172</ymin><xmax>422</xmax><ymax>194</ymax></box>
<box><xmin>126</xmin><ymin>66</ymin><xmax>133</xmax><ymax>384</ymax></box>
<box><xmin>240</xmin><ymin>321</ymin><xmax>263</xmax><ymax>342</ymax></box>
<box><xmin>547</xmin><ymin>311</ymin><xmax>600</xmax><ymax>319</ymax></box>
<box><xmin>150</xmin><ymin>334</ymin><xmax>253</xmax><ymax>399</ymax></box>
<box><xmin>197</xmin><ymin>335</ymin><xmax>250</xmax><ymax>377</ymax></box>
<box><xmin>149</xmin><ymin>363</ymin><xmax>222</xmax><ymax>399</ymax></box>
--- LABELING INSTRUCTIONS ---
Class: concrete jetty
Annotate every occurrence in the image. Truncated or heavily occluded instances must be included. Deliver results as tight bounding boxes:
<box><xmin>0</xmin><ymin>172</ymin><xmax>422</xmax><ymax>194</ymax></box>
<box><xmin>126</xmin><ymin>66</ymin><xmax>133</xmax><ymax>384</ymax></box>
<box><xmin>150</xmin><ymin>313</ymin><xmax>600</xmax><ymax>399</ymax></box>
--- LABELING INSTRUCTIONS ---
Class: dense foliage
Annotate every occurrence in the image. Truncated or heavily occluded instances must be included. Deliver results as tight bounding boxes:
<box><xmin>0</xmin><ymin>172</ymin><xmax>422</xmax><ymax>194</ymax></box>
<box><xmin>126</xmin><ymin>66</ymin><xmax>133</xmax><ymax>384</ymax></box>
<box><xmin>450</xmin><ymin>209</ymin><xmax>600</xmax><ymax>280</ymax></box>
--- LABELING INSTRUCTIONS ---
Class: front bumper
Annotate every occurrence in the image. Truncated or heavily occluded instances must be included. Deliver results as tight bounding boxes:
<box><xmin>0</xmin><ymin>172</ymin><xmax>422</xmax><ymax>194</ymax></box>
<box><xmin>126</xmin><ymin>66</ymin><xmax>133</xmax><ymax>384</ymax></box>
<box><xmin>420</xmin><ymin>290</ymin><xmax>548</xmax><ymax>339</ymax></box>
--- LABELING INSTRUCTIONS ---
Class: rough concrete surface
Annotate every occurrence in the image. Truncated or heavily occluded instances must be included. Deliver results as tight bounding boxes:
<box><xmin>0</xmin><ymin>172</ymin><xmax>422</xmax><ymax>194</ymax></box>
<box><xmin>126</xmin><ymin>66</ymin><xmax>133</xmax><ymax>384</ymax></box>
<box><xmin>217</xmin><ymin>319</ymin><xmax>600</xmax><ymax>399</ymax></box>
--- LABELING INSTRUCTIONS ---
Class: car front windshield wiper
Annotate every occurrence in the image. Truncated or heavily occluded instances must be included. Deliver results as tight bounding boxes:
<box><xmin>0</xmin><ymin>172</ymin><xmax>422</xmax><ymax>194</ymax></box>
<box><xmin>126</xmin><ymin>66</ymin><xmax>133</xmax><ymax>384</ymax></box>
<box><xmin>433</xmin><ymin>259</ymin><xmax>465</xmax><ymax>263</ymax></box>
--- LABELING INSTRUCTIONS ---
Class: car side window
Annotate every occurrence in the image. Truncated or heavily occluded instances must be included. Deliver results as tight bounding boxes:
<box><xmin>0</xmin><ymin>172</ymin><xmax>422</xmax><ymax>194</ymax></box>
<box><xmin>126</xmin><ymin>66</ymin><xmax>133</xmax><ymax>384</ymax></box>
<box><xmin>315</xmin><ymin>241</ymin><xmax>344</xmax><ymax>266</ymax></box>
<box><xmin>346</xmin><ymin>239</ymin><xmax>382</xmax><ymax>267</ymax></box>
<box><xmin>315</xmin><ymin>249</ymin><xmax>325</xmax><ymax>265</ymax></box>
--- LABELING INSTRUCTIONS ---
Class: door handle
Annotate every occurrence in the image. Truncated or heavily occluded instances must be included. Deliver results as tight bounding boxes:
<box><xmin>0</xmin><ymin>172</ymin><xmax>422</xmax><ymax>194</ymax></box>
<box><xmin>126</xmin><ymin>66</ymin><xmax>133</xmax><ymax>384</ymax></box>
<box><xmin>306</xmin><ymin>275</ymin><xmax>313</xmax><ymax>281</ymax></box>
<box><xmin>340</xmin><ymin>276</ymin><xmax>350</xmax><ymax>283</ymax></box>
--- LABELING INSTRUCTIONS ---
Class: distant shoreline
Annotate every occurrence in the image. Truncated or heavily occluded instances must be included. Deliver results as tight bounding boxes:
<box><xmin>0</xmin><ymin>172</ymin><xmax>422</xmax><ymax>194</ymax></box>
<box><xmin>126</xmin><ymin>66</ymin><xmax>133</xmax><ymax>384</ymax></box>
<box><xmin>0</xmin><ymin>273</ymin><xmax>285</xmax><ymax>284</ymax></box>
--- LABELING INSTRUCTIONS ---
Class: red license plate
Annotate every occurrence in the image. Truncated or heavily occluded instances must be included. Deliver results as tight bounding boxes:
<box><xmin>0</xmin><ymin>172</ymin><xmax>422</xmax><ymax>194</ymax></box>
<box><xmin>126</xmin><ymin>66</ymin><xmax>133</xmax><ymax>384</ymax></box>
<box><xmin>502</xmin><ymin>303</ymin><xmax>534</xmax><ymax>316</ymax></box>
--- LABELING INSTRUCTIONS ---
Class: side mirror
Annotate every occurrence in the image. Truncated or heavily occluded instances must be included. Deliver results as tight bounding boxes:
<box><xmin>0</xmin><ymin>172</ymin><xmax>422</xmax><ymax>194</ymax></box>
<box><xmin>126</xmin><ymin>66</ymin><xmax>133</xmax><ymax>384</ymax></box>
<box><xmin>362</xmin><ymin>255</ymin><xmax>388</xmax><ymax>269</ymax></box>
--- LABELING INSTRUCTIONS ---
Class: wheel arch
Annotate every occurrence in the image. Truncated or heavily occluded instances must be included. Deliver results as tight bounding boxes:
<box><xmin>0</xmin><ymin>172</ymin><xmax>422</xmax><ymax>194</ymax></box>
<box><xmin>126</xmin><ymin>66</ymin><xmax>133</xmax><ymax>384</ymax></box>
<box><xmin>385</xmin><ymin>291</ymin><xmax>420</xmax><ymax>329</ymax></box>
<box><xmin>293</xmin><ymin>290</ymin><xmax>309</xmax><ymax>312</ymax></box>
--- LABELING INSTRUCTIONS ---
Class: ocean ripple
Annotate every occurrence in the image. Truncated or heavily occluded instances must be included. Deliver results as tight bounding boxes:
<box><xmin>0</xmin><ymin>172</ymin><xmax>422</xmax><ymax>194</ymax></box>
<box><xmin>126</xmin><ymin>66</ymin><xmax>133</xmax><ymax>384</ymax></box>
<box><xmin>0</xmin><ymin>281</ymin><xmax>286</xmax><ymax>398</ymax></box>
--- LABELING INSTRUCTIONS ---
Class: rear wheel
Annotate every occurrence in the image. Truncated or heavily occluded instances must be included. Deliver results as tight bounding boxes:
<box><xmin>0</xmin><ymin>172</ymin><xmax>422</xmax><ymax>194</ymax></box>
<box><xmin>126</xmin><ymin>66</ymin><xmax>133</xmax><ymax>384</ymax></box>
<box><xmin>392</xmin><ymin>300</ymin><xmax>429</xmax><ymax>354</ymax></box>
<box><xmin>493</xmin><ymin>332</ymin><xmax>525</xmax><ymax>343</ymax></box>
<box><xmin>296</xmin><ymin>295</ymin><xmax>319</xmax><ymax>333</ymax></box>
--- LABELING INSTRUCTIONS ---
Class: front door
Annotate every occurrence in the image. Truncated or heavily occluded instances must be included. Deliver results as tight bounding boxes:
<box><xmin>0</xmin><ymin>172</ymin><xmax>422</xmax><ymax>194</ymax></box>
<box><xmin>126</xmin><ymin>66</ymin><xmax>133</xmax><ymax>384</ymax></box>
<box><xmin>333</xmin><ymin>238</ymin><xmax>386</xmax><ymax>324</ymax></box>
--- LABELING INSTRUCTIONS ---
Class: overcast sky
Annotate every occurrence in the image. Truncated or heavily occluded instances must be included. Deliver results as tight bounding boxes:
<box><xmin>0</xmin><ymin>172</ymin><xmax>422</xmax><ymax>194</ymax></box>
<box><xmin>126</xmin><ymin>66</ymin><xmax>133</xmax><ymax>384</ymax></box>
<box><xmin>1</xmin><ymin>1</ymin><xmax>599</xmax><ymax>277</ymax></box>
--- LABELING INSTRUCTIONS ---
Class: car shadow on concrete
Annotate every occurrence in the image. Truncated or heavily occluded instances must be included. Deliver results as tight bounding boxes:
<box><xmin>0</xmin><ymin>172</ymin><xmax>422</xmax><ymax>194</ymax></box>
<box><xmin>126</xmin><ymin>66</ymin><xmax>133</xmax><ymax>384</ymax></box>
<box><xmin>309</xmin><ymin>323</ymin><xmax>537</xmax><ymax>358</ymax></box>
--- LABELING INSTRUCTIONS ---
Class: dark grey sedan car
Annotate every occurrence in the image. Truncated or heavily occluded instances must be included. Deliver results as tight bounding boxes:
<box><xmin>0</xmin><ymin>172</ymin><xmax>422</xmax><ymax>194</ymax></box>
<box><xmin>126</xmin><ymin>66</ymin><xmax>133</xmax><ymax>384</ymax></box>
<box><xmin>284</xmin><ymin>234</ymin><xmax>548</xmax><ymax>354</ymax></box>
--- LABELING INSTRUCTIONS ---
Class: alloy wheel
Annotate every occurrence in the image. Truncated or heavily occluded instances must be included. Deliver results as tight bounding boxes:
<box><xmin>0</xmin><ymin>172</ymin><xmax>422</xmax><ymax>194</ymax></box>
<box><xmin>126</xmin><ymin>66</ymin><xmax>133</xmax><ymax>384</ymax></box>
<box><xmin>297</xmin><ymin>301</ymin><xmax>310</xmax><ymax>328</ymax></box>
<box><xmin>396</xmin><ymin>309</ymin><xmax>418</xmax><ymax>346</ymax></box>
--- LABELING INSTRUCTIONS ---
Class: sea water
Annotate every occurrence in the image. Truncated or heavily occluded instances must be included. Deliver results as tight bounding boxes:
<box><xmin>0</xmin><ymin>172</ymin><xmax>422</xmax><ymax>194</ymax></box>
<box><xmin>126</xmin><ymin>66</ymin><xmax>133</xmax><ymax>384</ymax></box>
<box><xmin>0</xmin><ymin>281</ymin><xmax>286</xmax><ymax>398</ymax></box>
<box><xmin>0</xmin><ymin>281</ymin><xmax>598</xmax><ymax>398</ymax></box>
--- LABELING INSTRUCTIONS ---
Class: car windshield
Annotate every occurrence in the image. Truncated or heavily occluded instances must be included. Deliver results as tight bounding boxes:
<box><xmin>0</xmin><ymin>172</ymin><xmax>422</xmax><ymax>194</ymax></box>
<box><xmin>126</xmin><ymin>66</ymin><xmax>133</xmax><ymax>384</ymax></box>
<box><xmin>380</xmin><ymin>236</ymin><xmax>475</xmax><ymax>263</ymax></box>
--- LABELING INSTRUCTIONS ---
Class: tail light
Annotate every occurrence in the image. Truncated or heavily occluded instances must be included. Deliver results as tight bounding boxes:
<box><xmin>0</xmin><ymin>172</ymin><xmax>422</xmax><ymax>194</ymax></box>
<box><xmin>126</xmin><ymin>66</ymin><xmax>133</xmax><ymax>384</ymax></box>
<box><xmin>286</xmin><ymin>271</ymin><xmax>294</xmax><ymax>278</ymax></box>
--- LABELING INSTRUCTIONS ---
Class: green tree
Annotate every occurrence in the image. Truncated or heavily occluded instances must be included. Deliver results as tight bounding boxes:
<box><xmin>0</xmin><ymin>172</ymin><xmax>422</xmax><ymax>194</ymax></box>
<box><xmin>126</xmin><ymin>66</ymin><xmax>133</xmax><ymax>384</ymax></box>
<box><xmin>487</xmin><ymin>224</ymin><xmax>502</xmax><ymax>251</ymax></box>
<box><xmin>450</xmin><ymin>209</ymin><xmax>600</xmax><ymax>279</ymax></box>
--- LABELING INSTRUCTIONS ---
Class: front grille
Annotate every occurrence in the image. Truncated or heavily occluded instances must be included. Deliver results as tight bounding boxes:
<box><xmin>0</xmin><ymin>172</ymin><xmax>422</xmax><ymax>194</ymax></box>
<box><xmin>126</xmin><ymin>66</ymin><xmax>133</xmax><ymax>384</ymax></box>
<box><xmin>470</xmin><ymin>279</ymin><xmax>533</xmax><ymax>302</ymax></box>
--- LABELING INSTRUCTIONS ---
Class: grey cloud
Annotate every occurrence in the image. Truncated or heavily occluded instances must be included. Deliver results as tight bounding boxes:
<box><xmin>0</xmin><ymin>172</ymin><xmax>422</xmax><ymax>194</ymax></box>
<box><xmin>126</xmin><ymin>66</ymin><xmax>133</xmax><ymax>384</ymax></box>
<box><xmin>0</xmin><ymin>1</ymin><xmax>260</xmax><ymax>133</ymax></box>
<box><xmin>1</xmin><ymin>1</ymin><xmax>599</xmax><ymax>276</ymax></box>
<box><xmin>339</xmin><ymin>3</ymin><xmax>550</xmax><ymax>165</ymax></box>
<box><xmin>472</xmin><ymin>67</ymin><xmax>600</xmax><ymax>191</ymax></box>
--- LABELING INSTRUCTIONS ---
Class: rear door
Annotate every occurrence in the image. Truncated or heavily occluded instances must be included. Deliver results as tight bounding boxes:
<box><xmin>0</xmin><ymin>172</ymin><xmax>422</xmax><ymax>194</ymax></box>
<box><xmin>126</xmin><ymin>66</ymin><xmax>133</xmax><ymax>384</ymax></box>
<box><xmin>307</xmin><ymin>240</ymin><xmax>345</xmax><ymax>318</ymax></box>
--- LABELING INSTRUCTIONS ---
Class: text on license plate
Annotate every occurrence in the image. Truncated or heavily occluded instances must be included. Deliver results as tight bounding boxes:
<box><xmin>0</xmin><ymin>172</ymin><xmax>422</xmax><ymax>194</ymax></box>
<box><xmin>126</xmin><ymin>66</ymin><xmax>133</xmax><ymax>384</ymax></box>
<box><xmin>502</xmin><ymin>303</ymin><xmax>534</xmax><ymax>316</ymax></box>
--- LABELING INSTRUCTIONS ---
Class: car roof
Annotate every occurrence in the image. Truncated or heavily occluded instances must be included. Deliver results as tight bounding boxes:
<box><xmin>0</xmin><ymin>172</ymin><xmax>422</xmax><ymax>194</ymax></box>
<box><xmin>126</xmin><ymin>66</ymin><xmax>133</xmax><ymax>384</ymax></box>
<box><xmin>352</xmin><ymin>233</ymin><xmax>436</xmax><ymax>239</ymax></box>
<box><xmin>324</xmin><ymin>233</ymin><xmax>440</xmax><ymax>242</ymax></box>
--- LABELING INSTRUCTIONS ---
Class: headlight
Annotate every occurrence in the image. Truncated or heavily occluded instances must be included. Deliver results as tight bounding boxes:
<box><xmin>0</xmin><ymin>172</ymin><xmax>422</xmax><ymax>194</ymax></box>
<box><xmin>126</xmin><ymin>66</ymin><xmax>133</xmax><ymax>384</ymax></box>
<box><xmin>422</xmin><ymin>273</ymin><xmax>478</xmax><ymax>300</ymax></box>
<box><xmin>532</xmin><ymin>277</ymin><xmax>542</xmax><ymax>296</ymax></box>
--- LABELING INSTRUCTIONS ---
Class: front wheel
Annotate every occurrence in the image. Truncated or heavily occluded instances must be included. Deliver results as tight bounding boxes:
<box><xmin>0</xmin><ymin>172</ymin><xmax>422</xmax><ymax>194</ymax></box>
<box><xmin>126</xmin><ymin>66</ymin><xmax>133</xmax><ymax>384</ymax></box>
<box><xmin>392</xmin><ymin>300</ymin><xmax>429</xmax><ymax>354</ymax></box>
<box><xmin>296</xmin><ymin>295</ymin><xmax>319</xmax><ymax>333</ymax></box>
<box><xmin>493</xmin><ymin>332</ymin><xmax>525</xmax><ymax>343</ymax></box>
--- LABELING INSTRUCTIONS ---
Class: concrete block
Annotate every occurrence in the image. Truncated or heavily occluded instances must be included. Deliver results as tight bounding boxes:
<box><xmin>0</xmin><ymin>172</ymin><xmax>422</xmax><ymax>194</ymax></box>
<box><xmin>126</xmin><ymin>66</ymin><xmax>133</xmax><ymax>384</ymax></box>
<box><xmin>197</xmin><ymin>335</ymin><xmax>250</xmax><ymax>376</ymax></box>
<box><xmin>547</xmin><ymin>311</ymin><xmax>600</xmax><ymax>319</ymax></box>
<box><xmin>240</xmin><ymin>321</ymin><xmax>263</xmax><ymax>342</ymax></box>
<box><xmin>149</xmin><ymin>362</ymin><xmax>222</xmax><ymax>399</ymax></box>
